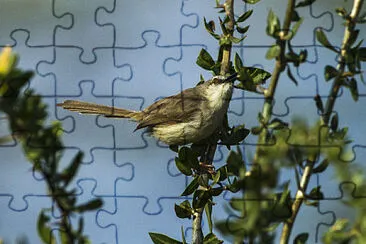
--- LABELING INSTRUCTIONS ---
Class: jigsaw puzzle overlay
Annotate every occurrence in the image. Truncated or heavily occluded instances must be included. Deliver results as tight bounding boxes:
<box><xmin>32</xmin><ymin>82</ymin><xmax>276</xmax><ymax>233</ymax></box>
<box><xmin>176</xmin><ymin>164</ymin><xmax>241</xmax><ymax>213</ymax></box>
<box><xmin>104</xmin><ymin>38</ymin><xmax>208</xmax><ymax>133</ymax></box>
<box><xmin>0</xmin><ymin>0</ymin><xmax>365</xmax><ymax>243</ymax></box>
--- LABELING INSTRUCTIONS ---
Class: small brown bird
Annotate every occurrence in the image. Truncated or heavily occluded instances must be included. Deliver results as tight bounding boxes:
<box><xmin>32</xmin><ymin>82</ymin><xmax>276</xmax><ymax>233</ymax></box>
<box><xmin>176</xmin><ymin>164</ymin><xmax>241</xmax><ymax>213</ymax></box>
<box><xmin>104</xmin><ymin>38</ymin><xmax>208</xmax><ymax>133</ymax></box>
<box><xmin>57</xmin><ymin>73</ymin><xmax>237</xmax><ymax>145</ymax></box>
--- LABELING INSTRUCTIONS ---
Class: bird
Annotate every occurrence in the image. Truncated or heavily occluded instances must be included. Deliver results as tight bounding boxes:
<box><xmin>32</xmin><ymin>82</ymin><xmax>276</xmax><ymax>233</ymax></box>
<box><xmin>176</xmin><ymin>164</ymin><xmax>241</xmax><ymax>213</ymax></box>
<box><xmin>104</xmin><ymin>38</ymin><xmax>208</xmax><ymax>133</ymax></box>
<box><xmin>57</xmin><ymin>73</ymin><xmax>237</xmax><ymax>146</ymax></box>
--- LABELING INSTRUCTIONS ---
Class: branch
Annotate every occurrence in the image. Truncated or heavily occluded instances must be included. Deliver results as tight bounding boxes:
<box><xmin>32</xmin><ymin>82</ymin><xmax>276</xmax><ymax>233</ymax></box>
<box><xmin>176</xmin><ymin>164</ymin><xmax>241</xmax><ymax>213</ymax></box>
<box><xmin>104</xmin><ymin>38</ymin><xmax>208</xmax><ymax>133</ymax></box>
<box><xmin>280</xmin><ymin>0</ymin><xmax>364</xmax><ymax>243</ymax></box>
<box><xmin>192</xmin><ymin>0</ymin><xmax>235</xmax><ymax>243</ymax></box>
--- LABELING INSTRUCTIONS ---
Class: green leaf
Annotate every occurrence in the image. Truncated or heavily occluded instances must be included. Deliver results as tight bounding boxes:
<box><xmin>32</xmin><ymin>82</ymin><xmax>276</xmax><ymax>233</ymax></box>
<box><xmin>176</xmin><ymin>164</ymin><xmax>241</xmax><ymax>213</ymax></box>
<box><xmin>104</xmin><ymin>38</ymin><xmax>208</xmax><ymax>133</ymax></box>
<box><xmin>175</xmin><ymin>157</ymin><xmax>192</xmax><ymax>176</ymax></box>
<box><xmin>359</xmin><ymin>47</ymin><xmax>366</xmax><ymax>61</ymax></box>
<box><xmin>203</xmin><ymin>233</ymin><xmax>223</xmax><ymax>244</ymax></box>
<box><xmin>248</xmin><ymin>67</ymin><xmax>271</xmax><ymax>84</ymax></box>
<box><xmin>267</xmin><ymin>10</ymin><xmax>280</xmax><ymax>37</ymax></box>
<box><xmin>294</xmin><ymin>233</ymin><xmax>309</xmax><ymax>244</ymax></box>
<box><xmin>266</xmin><ymin>45</ymin><xmax>281</xmax><ymax>59</ymax></box>
<box><xmin>324</xmin><ymin>65</ymin><xmax>338</xmax><ymax>81</ymax></box>
<box><xmin>296</xmin><ymin>0</ymin><xmax>316</xmax><ymax>8</ymax></box>
<box><xmin>212</xmin><ymin>171</ymin><xmax>221</xmax><ymax>185</ymax></box>
<box><xmin>234</xmin><ymin>53</ymin><xmax>243</xmax><ymax>72</ymax></box>
<box><xmin>236</xmin><ymin>25</ymin><xmax>250</xmax><ymax>34</ymax></box>
<box><xmin>312</xmin><ymin>158</ymin><xmax>329</xmax><ymax>174</ymax></box>
<box><xmin>226</xmin><ymin>148</ymin><xmax>244</xmax><ymax>176</ymax></box>
<box><xmin>37</xmin><ymin>211</ymin><xmax>56</xmax><ymax>244</ymax></box>
<box><xmin>291</xmin><ymin>10</ymin><xmax>301</xmax><ymax>22</ymax></box>
<box><xmin>316</xmin><ymin>29</ymin><xmax>338</xmax><ymax>53</ymax></box>
<box><xmin>330</xmin><ymin>113</ymin><xmax>339</xmax><ymax>131</ymax></box>
<box><xmin>169</xmin><ymin>145</ymin><xmax>179</xmax><ymax>153</ymax></box>
<box><xmin>174</xmin><ymin>200</ymin><xmax>193</xmax><ymax>219</ymax></box>
<box><xmin>74</xmin><ymin>198</ymin><xmax>103</xmax><ymax>213</ymax></box>
<box><xmin>268</xmin><ymin>118</ymin><xmax>289</xmax><ymax>130</ymax></box>
<box><xmin>219</xmin><ymin>17</ymin><xmax>228</xmax><ymax>35</ymax></box>
<box><xmin>291</xmin><ymin>18</ymin><xmax>304</xmax><ymax>39</ymax></box>
<box><xmin>203</xmin><ymin>18</ymin><xmax>220</xmax><ymax>40</ymax></box>
<box><xmin>181</xmin><ymin>176</ymin><xmax>200</xmax><ymax>196</ymax></box>
<box><xmin>221</xmin><ymin>125</ymin><xmax>250</xmax><ymax>145</ymax></box>
<box><xmin>237</xmin><ymin>10</ymin><xmax>253</xmax><ymax>23</ymax></box>
<box><xmin>62</xmin><ymin>151</ymin><xmax>83</xmax><ymax>187</ymax></box>
<box><xmin>205</xmin><ymin>202</ymin><xmax>213</xmax><ymax>233</ymax></box>
<box><xmin>193</xmin><ymin>190</ymin><xmax>211</xmax><ymax>209</ymax></box>
<box><xmin>309</xmin><ymin>186</ymin><xmax>324</xmax><ymax>200</ymax></box>
<box><xmin>335</xmin><ymin>7</ymin><xmax>347</xmax><ymax>18</ymax></box>
<box><xmin>181</xmin><ymin>226</ymin><xmax>187</xmax><ymax>244</ymax></box>
<box><xmin>230</xmin><ymin>35</ymin><xmax>246</xmax><ymax>44</ymax></box>
<box><xmin>149</xmin><ymin>233</ymin><xmax>182</xmax><ymax>244</ymax></box>
<box><xmin>196</xmin><ymin>49</ymin><xmax>215</xmax><ymax>70</ymax></box>
<box><xmin>349</xmin><ymin>78</ymin><xmax>359</xmax><ymax>102</ymax></box>
<box><xmin>287</xmin><ymin>65</ymin><xmax>298</xmax><ymax>86</ymax></box>
<box><xmin>243</xmin><ymin>0</ymin><xmax>261</xmax><ymax>4</ymax></box>
<box><xmin>314</xmin><ymin>94</ymin><xmax>324</xmax><ymax>113</ymax></box>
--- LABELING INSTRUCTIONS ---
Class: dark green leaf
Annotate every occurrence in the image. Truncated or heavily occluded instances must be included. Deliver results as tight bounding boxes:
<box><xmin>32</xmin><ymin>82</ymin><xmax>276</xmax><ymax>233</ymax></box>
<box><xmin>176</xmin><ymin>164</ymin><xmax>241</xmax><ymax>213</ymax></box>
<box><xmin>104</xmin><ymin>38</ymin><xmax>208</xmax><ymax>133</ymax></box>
<box><xmin>296</xmin><ymin>0</ymin><xmax>316</xmax><ymax>8</ymax></box>
<box><xmin>236</xmin><ymin>25</ymin><xmax>250</xmax><ymax>34</ymax></box>
<box><xmin>221</xmin><ymin>124</ymin><xmax>250</xmax><ymax>145</ymax></box>
<box><xmin>205</xmin><ymin>202</ymin><xmax>213</xmax><ymax>233</ymax></box>
<box><xmin>266</xmin><ymin>45</ymin><xmax>281</xmax><ymax>59</ymax></box>
<box><xmin>268</xmin><ymin>118</ymin><xmax>289</xmax><ymax>130</ymax></box>
<box><xmin>37</xmin><ymin>211</ymin><xmax>56</xmax><ymax>244</ymax></box>
<box><xmin>196</xmin><ymin>49</ymin><xmax>215</xmax><ymax>70</ymax></box>
<box><xmin>203</xmin><ymin>233</ymin><xmax>223</xmax><ymax>244</ymax></box>
<box><xmin>203</xmin><ymin>18</ymin><xmax>220</xmax><ymax>40</ymax></box>
<box><xmin>309</xmin><ymin>186</ymin><xmax>324</xmax><ymax>200</ymax></box>
<box><xmin>234</xmin><ymin>53</ymin><xmax>243</xmax><ymax>72</ymax></box>
<box><xmin>324</xmin><ymin>65</ymin><xmax>338</xmax><ymax>81</ymax></box>
<box><xmin>312</xmin><ymin>158</ymin><xmax>329</xmax><ymax>174</ymax></box>
<box><xmin>62</xmin><ymin>151</ymin><xmax>83</xmax><ymax>187</ymax></box>
<box><xmin>226</xmin><ymin>149</ymin><xmax>244</xmax><ymax>176</ymax></box>
<box><xmin>287</xmin><ymin>65</ymin><xmax>298</xmax><ymax>86</ymax></box>
<box><xmin>267</xmin><ymin>10</ymin><xmax>280</xmax><ymax>37</ymax></box>
<box><xmin>227</xmin><ymin>177</ymin><xmax>241</xmax><ymax>193</ymax></box>
<box><xmin>359</xmin><ymin>47</ymin><xmax>366</xmax><ymax>61</ymax></box>
<box><xmin>219</xmin><ymin>17</ymin><xmax>228</xmax><ymax>35</ymax></box>
<box><xmin>237</xmin><ymin>10</ymin><xmax>253</xmax><ymax>23</ymax></box>
<box><xmin>314</xmin><ymin>94</ymin><xmax>324</xmax><ymax>113</ymax></box>
<box><xmin>348</xmin><ymin>29</ymin><xmax>359</xmax><ymax>47</ymax></box>
<box><xmin>174</xmin><ymin>200</ymin><xmax>193</xmax><ymax>219</ymax></box>
<box><xmin>299</xmin><ymin>49</ymin><xmax>308</xmax><ymax>63</ymax></box>
<box><xmin>175</xmin><ymin>157</ymin><xmax>192</xmax><ymax>176</ymax></box>
<box><xmin>330</xmin><ymin>113</ymin><xmax>339</xmax><ymax>131</ymax></box>
<box><xmin>291</xmin><ymin>10</ymin><xmax>300</xmax><ymax>22</ymax></box>
<box><xmin>169</xmin><ymin>145</ymin><xmax>179</xmax><ymax>153</ymax></box>
<box><xmin>230</xmin><ymin>35</ymin><xmax>246</xmax><ymax>44</ymax></box>
<box><xmin>210</xmin><ymin>187</ymin><xmax>224</xmax><ymax>196</ymax></box>
<box><xmin>193</xmin><ymin>190</ymin><xmax>211</xmax><ymax>209</ymax></box>
<box><xmin>243</xmin><ymin>0</ymin><xmax>261</xmax><ymax>4</ymax></box>
<box><xmin>74</xmin><ymin>199</ymin><xmax>103</xmax><ymax>213</ymax></box>
<box><xmin>149</xmin><ymin>233</ymin><xmax>182</xmax><ymax>244</ymax></box>
<box><xmin>181</xmin><ymin>176</ymin><xmax>199</xmax><ymax>196</ymax></box>
<box><xmin>229</xmin><ymin>197</ymin><xmax>245</xmax><ymax>212</ymax></box>
<box><xmin>349</xmin><ymin>78</ymin><xmax>359</xmax><ymax>101</ymax></box>
<box><xmin>304</xmin><ymin>199</ymin><xmax>319</xmax><ymax>207</ymax></box>
<box><xmin>212</xmin><ymin>171</ymin><xmax>221</xmax><ymax>185</ymax></box>
<box><xmin>316</xmin><ymin>29</ymin><xmax>338</xmax><ymax>53</ymax></box>
<box><xmin>294</xmin><ymin>233</ymin><xmax>309</xmax><ymax>244</ymax></box>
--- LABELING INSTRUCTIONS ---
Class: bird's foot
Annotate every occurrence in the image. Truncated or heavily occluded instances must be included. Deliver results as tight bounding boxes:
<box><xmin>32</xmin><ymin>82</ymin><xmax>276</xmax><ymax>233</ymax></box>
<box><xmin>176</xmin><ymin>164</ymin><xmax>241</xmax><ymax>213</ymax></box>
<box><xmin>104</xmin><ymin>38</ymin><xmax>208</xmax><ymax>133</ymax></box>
<box><xmin>198</xmin><ymin>162</ymin><xmax>216</xmax><ymax>175</ymax></box>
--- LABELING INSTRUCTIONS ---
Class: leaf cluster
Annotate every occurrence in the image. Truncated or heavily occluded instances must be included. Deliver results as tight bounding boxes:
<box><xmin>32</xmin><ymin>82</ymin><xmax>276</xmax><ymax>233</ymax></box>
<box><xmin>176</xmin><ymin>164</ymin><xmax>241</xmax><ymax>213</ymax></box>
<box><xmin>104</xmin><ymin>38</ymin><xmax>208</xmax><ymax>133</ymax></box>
<box><xmin>0</xmin><ymin>48</ymin><xmax>102</xmax><ymax>244</ymax></box>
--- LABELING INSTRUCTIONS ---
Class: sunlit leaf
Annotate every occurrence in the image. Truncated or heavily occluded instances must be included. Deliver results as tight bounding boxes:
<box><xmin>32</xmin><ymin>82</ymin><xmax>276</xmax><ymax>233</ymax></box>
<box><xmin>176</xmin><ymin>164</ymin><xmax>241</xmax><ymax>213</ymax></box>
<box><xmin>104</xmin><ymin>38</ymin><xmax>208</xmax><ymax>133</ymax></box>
<box><xmin>175</xmin><ymin>200</ymin><xmax>193</xmax><ymax>219</ymax></box>
<box><xmin>316</xmin><ymin>29</ymin><xmax>338</xmax><ymax>53</ymax></box>
<box><xmin>149</xmin><ymin>233</ymin><xmax>182</xmax><ymax>244</ymax></box>
<box><xmin>196</xmin><ymin>48</ymin><xmax>215</xmax><ymax>70</ymax></box>
<box><xmin>295</xmin><ymin>0</ymin><xmax>316</xmax><ymax>8</ymax></box>
<box><xmin>181</xmin><ymin>176</ymin><xmax>199</xmax><ymax>196</ymax></box>
<box><xmin>237</xmin><ymin>10</ymin><xmax>253</xmax><ymax>23</ymax></box>
<box><xmin>266</xmin><ymin>45</ymin><xmax>281</xmax><ymax>59</ymax></box>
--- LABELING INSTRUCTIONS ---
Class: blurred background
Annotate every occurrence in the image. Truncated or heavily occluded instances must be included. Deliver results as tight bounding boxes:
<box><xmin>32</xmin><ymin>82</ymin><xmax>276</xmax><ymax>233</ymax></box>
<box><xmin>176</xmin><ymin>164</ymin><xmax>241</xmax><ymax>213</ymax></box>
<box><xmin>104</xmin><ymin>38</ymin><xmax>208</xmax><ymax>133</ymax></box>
<box><xmin>0</xmin><ymin>0</ymin><xmax>365</xmax><ymax>243</ymax></box>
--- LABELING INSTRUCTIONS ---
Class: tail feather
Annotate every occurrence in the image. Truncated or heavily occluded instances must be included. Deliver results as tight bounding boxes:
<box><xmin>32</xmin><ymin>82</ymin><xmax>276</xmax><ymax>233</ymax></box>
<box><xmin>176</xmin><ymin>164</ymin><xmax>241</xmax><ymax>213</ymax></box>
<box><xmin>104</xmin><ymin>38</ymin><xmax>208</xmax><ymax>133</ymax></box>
<box><xmin>57</xmin><ymin>100</ymin><xmax>141</xmax><ymax>120</ymax></box>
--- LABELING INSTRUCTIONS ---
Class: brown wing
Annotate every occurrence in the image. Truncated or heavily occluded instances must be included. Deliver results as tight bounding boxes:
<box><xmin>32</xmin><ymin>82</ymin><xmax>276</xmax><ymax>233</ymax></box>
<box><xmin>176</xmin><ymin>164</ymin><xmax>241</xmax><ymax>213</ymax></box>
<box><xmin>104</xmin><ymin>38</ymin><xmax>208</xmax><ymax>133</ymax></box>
<box><xmin>135</xmin><ymin>87</ymin><xmax>206</xmax><ymax>130</ymax></box>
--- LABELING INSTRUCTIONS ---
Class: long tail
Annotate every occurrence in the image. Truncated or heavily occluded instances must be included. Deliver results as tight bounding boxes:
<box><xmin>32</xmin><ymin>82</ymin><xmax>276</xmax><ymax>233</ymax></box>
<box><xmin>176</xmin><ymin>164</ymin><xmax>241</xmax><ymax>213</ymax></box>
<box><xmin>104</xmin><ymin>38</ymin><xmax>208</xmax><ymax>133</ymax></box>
<box><xmin>57</xmin><ymin>100</ymin><xmax>142</xmax><ymax>120</ymax></box>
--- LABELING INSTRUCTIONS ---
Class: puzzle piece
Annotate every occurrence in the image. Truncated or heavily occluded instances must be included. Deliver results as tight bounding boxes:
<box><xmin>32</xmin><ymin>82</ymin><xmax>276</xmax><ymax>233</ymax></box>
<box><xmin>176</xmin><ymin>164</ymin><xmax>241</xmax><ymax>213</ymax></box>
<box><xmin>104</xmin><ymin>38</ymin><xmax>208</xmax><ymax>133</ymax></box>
<box><xmin>0</xmin><ymin>0</ymin><xmax>72</xmax><ymax>46</ymax></box>
<box><xmin>96</xmin><ymin>0</ymin><xmax>196</xmax><ymax>47</ymax></box>
<box><xmin>54</xmin><ymin>0</ymin><xmax>115</xmax><ymax>63</ymax></box>
<box><xmin>38</xmin><ymin>47</ymin><xmax>132</xmax><ymax>96</ymax></box>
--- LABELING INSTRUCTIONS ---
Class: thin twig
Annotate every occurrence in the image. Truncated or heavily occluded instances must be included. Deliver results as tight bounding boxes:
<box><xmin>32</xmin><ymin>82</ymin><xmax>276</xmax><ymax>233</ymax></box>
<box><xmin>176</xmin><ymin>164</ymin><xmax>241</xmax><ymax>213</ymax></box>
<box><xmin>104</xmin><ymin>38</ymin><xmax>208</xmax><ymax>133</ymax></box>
<box><xmin>280</xmin><ymin>0</ymin><xmax>364</xmax><ymax>243</ymax></box>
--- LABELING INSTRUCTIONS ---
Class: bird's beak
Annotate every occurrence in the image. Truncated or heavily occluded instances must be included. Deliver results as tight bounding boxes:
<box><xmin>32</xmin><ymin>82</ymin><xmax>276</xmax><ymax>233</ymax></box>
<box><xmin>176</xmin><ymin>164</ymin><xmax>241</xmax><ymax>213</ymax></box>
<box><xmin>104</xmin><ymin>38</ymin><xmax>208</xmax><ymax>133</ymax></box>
<box><xmin>224</xmin><ymin>72</ymin><xmax>237</xmax><ymax>83</ymax></box>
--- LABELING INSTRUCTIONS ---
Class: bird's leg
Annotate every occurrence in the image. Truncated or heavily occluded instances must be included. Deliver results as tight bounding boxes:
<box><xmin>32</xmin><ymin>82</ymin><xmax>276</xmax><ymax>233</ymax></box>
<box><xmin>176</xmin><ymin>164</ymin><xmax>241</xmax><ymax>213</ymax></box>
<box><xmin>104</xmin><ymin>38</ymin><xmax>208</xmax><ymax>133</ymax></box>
<box><xmin>198</xmin><ymin>162</ymin><xmax>216</xmax><ymax>174</ymax></box>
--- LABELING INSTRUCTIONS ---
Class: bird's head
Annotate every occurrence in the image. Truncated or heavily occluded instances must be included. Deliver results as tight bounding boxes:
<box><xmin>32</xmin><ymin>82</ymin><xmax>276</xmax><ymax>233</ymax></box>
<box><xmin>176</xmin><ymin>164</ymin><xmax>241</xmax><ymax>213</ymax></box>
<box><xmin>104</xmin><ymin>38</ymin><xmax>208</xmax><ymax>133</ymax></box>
<box><xmin>210</xmin><ymin>72</ymin><xmax>237</xmax><ymax>85</ymax></box>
